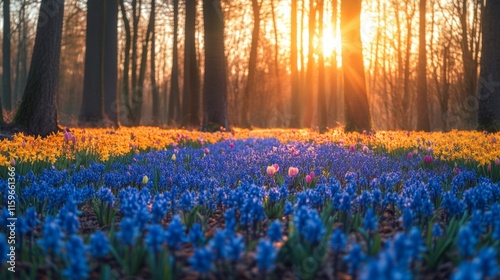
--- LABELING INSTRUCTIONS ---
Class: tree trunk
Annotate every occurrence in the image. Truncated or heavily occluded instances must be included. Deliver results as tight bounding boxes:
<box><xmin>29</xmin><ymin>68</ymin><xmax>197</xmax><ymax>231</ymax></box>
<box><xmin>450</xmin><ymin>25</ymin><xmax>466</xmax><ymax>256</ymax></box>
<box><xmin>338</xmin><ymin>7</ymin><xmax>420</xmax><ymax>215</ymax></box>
<box><xmin>182</xmin><ymin>0</ymin><xmax>200</xmax><ymax>127</ymax></box>
<box><xmin>119</xmin><ymin>0</ymin><xmax>132</xmax><ymax>122</ymax></box>
<box><xmin>317</xmin><ymin>0</ymin><xmax>327</xmax><ymax>132</ymax></box>
<box><xmin>2</xmin><ymin>0</ymin><xmax>11</xmax><ymax>113</ymax></box>
<box><xmin>80</xmin><ymin>0</ymin><xmax>104</xmax><ymax>124</ymax></box>
<box><xmin>270</xmin><ymin>0</ymin><xmax>284</xmax><ymax>126</ymax></box>
<box><xmin>289</xmin><ymin>0</ymin><xmax>301</xmax><ymax>128</ymax></box>
<box><xmin>103</xmin><ymin>0</ymin><xmax>119</xmax><ymax>125</ymax></box>
<box><xmin>416</xmin><ymin>0</ymin><xmax>430</xmax><ymax>131</ymax></box>
<box><xmin>202</xmin><ymin>0</ymin><xmax>229</xmax><ymax>131</ymax></box>
<box><xmin>168</xmin><ymin>0</ymin><xmax>180</xmax><ymax>125</ymax></box>
<box><xmin>329</xmin><ymin>0</ymin><xmax>338</xmax><ymax>127</ymax></box>
<box><xmin>478</xmin><ymin>0</ymin><xmax>500</xmax><ymax>132</ymax></box>
<box><xmin>151</xmin><ymin>0</ymin><xmax>159</xmax><ymax>125</ymax></box>
<box><xmin>241</xmin><ymin>0</ymin><xmax>262</xmax><ymax>128</ymax></box>
<box><xmin>303</xmin><ymin>0</ymin><xmax>316</xmax><ymax>127</ymax></box>
<box><xmin>14</xmin><ymin>0</ymin><xmax>65</xmax><ymax>136</ymax></box>
<box><xmin>341</xmin><ymin>0</ymin><xmax>371</xmax><ymax>132</ymax></box>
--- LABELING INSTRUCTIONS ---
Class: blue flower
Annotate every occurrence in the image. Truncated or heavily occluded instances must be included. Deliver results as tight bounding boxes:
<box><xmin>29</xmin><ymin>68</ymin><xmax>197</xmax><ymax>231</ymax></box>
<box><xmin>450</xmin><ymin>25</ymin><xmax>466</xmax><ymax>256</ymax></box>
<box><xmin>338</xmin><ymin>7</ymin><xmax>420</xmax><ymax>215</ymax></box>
<box><xmin>189</xmin><ymin>247</ymin><xmax>214</xmax><ymax>274</ymax></box>
<box><xmin>24</xmin><ymin>207</ymin><xmax>38</xmax><ymax>233</ymax></box>
<box><xmin>0</xmin><ymin>233</ymin><xmax>9</xmax><ymax>263</ymax></box>
<box><xmin>473</xmin><ymin>247</ymin><xmax>499</xmax><ymax>278</ymax></box>
<box><xmin>146</xmin><ymin>224</ymin><xmax>166</xmax><ymax>254</ymax></box>
<box><xmin>116</xmin><ymin>218</ymin><xmax>138</xmax><ymax>246</ymax></box>
<box><xmin>407</xmin><ymin>227</ymin><xmax>426</xmax><ymax>260</ymax></box>
<box><xmin>90</xmin><ymin>231</ymin><xmax>110</xmax><ymax>259</ymax></box>
<box><xmin>432</xmin><ymin>223</ymin><xmax>443</xmax><ymax>238</ymax></box>
<box><xmin>151</xmin><ymin>194</ymin><xmax>169</xmax><ymax>223</ymax></box>
<box><xmin>165</xmin><ymin>215</ymin><xmax>186</xmax><ymax>250</ymax></box>
<box><xmin>451</xmin><ymin>261</ymin><xmax>482</xmax><ymax>280</ymax></box>
<box><xmin>133</xmin><ymin>206</ymin><xmax>151</xmax><ymax>231</ymax></box>
<box><xmin>224</xmin><ymin>208</ymin><xmax>237</xmax><ymax>232</ymax></box>
<box><xmin>63</xmin><ymin>235</ymin><xmax>89</xmax><ymax>280</ymax></box>
<box><xmin>457</xmin><ymin>225</ymin><xmax>477</xmax><ymax>259</ymax></box>
<box><xmin>256</xmin><ymin>239</ymin><xmax>277</xmax><ymax>273</ymax></box>
<box><xmin>402</xmin><ymin>208</ymin><xmax>413</xmax><ymax>230</ymax></box>
<box><xmin>38</xmin><ymin>216</ymin><xmax>64</xmax><ymax>255</ymax></box>
<box><xmin>343</xmin><ymin>244</ymin><xmax>366</xmax><ymax>275</ymax></box>
<box><xmin>208</xmin><ymin>229</ymin><xmax>227</xmax><ymax>260</ymax></box>
<box><xmin>189</xmin><ymin>223</ymin><xmax>205</xmax><ymax>248</ymax></box>
<box><xmin>330</xmin><ymin>228</ymin><xmax>347</xmax><ymax>253</ymax></box>
<box><xmin>267</xmin><ymin>220</ymin><xmax>282</xmax><ymax>243</ymax></box>
<box><xmin>362</xmin><ymin>209</ymin><xmax>378</xmax><ymax>232</ymax></box>
<box><xmin>97</xmin><ymin>187</ymin><xmax>115</xmax><ymax>206</ymax></box>
<box><xmin>59</xmin><ymin>212</ymin><xmax>80</xmax><ymax>235</ymax></box>
<box><xmin>299</xmin><ymin>209</ymin><xmax>325</xmax><ymax>244</ymax></box>
<box><xmin>226</xmin><ymin>234</ymin><xmax>245</xmax><ymax>261</ymax></box>
<box><xmin>283</xmin><ymin>201</ymin><xmax>294</xmax><ymax>216</ymax></box>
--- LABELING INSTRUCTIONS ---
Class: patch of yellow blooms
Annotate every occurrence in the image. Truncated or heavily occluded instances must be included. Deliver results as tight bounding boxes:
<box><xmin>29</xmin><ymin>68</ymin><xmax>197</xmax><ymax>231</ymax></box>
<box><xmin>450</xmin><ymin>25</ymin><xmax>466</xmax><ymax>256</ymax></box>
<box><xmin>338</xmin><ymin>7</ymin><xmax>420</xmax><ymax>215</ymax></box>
<box><xmin>1</xmin><ymin>127</ymin><xmax>499</xmax><ymax>167</ymax></box>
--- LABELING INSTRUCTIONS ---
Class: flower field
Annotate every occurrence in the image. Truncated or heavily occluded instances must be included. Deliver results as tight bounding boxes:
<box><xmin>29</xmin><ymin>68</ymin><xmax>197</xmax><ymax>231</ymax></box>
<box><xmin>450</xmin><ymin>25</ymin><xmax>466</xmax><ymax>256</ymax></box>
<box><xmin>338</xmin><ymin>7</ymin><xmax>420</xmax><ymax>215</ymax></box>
<box><xmin>1</xmin><ymin>128</ymin><xmax>500</xmax><ymax>279</ymax></box>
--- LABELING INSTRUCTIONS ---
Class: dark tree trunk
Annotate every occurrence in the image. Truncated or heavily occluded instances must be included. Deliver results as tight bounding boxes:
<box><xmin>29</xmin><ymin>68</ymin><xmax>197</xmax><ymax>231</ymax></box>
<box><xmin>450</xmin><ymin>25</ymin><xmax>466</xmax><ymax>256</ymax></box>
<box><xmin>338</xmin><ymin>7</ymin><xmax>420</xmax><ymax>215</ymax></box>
<box><xmin>14</xmin><ymin>0</ymin><xmax>65</xmax><ymax>136</ymax></box>
<box><xmin>478</xmin><ymin>0</ymin><xmax>500</xmax><ymax>132</ymax></box>
<box><xmin>151</xmin><ymin>0</ymin><xmax>159</xmax><ymax>125</ymax></box>
<box><xmin>241</xmin><ymin>0</ymin><xmax>262</xmax><ymax>128</ymax></box>
<box><xmin>168</xmin><ymin>0</ymin><xmax>180</xmax><ymax>125</ymax></box>
<box><xmin>202</xmin><ymin>0</ymin><xmax>228</xmax><ymax>131</ymax></box>
<box><xmin>2</xmin><ymin>0</ymin><xmax>11</xmax><ymax>113</ymax></box>
<box><xmin>119</xmin><ymin>0</ymin><xmax>132</xmax><ymax>122</ymax></box>
<box><xmin>317</xmin><ymin>0</ymin><xmax>327</xmax><ymax>133</ymax></box>
<box><xmin>103</xmin><ymin>0</ymin><xmax>119</xmax><ymax>125</ymax></box>
<box><xmin>341</xmin><ymin>0</ymin><xmax>371</xmax><ymax>132</ymax></box>
<box><xmin>289</xmin><ymin>0</ymin><xmax>300</xmax><ymax>128</ymax></box>
<box><xmin>329</xmin><ymin>0</ymin><xmax>338</xmax><ymax>127</ymax></box>
<box><xmin>80</xmin><ymin>0</ymin><xmax>104</xmax><ymax>124</ymax></box>
<box><xmin>303</xmin><ymin>0</ymin><xmax>316</xmax><ymax>127</ymax></box>
<box><xmin>182</xmin><ymin>0</ymin><xmax>200</xmax><ymax>127</ymax></box>
<box><xmin>270</xmin><ymin>0</ymin><xmax>284</xmax><ymax>126</ymax></box>
<box><xmin>416</xmin><ymin>0</ymin><xmax>430</xmax><ymax>131</ymax></box>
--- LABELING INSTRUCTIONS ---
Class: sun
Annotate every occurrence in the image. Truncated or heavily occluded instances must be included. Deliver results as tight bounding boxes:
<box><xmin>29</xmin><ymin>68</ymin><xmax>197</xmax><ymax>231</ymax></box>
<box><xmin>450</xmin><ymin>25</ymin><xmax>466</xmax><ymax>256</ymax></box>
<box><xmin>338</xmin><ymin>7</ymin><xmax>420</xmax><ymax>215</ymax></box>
<box><xmin>322</xmin><ymin>26</ymin><xmax>341</xmax><ymax>58</ymax></box>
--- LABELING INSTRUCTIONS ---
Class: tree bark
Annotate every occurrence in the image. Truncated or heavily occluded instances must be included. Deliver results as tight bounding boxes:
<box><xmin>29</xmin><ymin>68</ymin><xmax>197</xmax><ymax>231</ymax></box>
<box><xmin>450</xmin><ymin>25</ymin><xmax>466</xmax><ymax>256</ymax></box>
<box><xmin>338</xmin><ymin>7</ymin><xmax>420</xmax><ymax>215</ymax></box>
<box><xmin>2</xmin><ymin>0</ymin><xmax>11</xmax><ymax>113</ymax></box>
<box><xmin>151</xmin><ymin>0</ymin><xmax>159</xmax><ymax>125</ymax></box>
<box><xmin>103</xmin><ymin>0</ymin><xmax>119</xmax><ymax>125</ymax></box>
<box><xmin>14</xmin><ymin>0</ymin><xmax>65</xmax><ymax>136</ymax></box>
<box><xmin>202</xmin><ymin>0</ymin><xmax>229</xmax><ymax>131</ymax></box>
<box><xmin>168</xmin><ymin>0</ymin><xmax>181</xmax><ymax>125</ymax></box>
<box><xmin>80</xmin><ymin>0</ymin><xmax>105</xmax><ymax>124</ymax></box>
<box><xmin>241</xmin><ymin>0</ymin><xmax>262</xmax><ymax>128</ymax></box>
<box><xmin>289</xmin><ymin>0</ymin><xmax>301</xmax><ymax>128</ymax></box>
<box><xmin>317</xmin><ymin>0</ymin><xmax>327</xmax><ymax>132</ymax></box>
<box><xmin>182</xmin><ymin>0</ymin><xmax>200</xmax><ymax>127</ymax></box>
<box><xmin>341</xmin><ymin>0</ymin><xmax>371</xmax><ymax>132</ymax></box>
<box><xmin>478</xmin><ymin>0</ymin><xmax>500</xmax><ymax>132</ymax></box>
<box><xmin>329</xmin><ymin>0</ymin><xmax>338</xmax><ymax>127</ymax></box>
<box><xmin>303</xmin><ymin>0</ymin><xmax>316</xmax><ymax>127</ymax></box>
<box><xmin>119</xmin><ymin>0</ymin><xmax>132</xmax><ymax>122</ymax></box>
<box><xmin>416</xmin><ymin>0</ymin><xmax>430</xmax><ymax>131</ymax></box>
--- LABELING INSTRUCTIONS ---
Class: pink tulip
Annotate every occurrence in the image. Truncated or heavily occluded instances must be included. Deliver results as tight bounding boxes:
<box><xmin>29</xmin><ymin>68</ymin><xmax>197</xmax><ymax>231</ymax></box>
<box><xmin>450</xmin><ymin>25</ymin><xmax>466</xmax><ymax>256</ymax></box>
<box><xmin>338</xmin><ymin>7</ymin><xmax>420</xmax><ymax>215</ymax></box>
<box><xmin>288</xmin><ymin>167</ymin><xmax>299</xmax><ymax>177</ymax></box>
<box><xmin>350</xmin><ymin>145</ymin><xmax>355</xmax><ymax>152</ymax></box>
<box><xmin>362</xmin><ymin>146</ymin><xmax>369</xmax><ymax>153</ymax></box>
<box><xmin>229</xmin><ymin>143</ymin><xmax>234</xmax><ymax>148</ymax></box>
<box><xmin>492</xmin><ymin>137</ymin><xmax>497</xmax><ymax>144</ymax></box>
<box><xmin>424</xmin><ymin>155</ymin><xmax>433</xmax><ymax>164</ymax></box>
<box><xmin>495</xmin><ymin>158</ymin><xmax>500</xmax><ymax>166</ymax></box>
<box><xmin>266</xmin><ymin>166</ymin><xmax>276</xmax><ymax>176</ymax></box>
<box><xmin>10</xmin><ymin>159</ymin><xmax>16</xmax><ymax>167</ymax></box>
<box><xmin>487</xmin><ymin>165</ymin><xmax>492</xmax><ymax>172</ymax></box>
<box><xmin>273</xmin><ymin>164</ymin><xmax>280</xmax><ymax>172</ymax></box>
<box><xmin>204</xmin><ymin>148</ymin><xmax>210</xmax><ymax>154</ymax></box>
<box><xmin>454</xmin><ymin>167</ymin><xmax>461</xmax><ymax>174</ymax></box>
<box><xmin>306</xmin><ymin>175</ymin><xmax>312</xmax><ymax>184</ymax></box>
<box><xmin>407</xmin><ymin>152</ymin><xmax>413</xmax><ymax>159</ymax></box>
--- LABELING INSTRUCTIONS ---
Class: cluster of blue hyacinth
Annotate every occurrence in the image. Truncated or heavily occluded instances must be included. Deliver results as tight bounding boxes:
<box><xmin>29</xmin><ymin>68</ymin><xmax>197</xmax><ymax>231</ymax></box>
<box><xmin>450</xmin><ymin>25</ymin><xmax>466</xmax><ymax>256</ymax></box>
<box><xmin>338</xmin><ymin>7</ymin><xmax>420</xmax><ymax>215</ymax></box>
<box><xmin>1</xmin><ymin>138</ymin><xmax>500</xmax><ymax>279</ymax></box>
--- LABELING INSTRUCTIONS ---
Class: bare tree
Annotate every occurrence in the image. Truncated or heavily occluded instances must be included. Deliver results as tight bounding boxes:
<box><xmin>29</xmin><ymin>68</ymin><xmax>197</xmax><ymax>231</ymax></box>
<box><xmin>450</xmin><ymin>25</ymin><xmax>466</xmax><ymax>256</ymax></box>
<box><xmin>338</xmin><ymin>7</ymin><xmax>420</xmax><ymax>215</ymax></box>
<box><xmin>182</xmin><ymin>0</ymin><xmax>200</xmax><ymax>127</ymax></box>
<box><xmin>2</xmin><ymin>0</ymin><xmax>11</xmax><ymax>113</ymax></box>
<box><xmin>417</xmin><ymin>0</ymin><xmax>430</xmax><ymax>131</ymax></box>
<box><xmin>289</xmin><ymin>0</ymin><xmax>301</xmax><ymax>128</ymax></box>
<box><xmin>341</xmin><ymin>0</ymin><xmax>371</xmax><ymax>131</ymax></box>
<box><xmin>151</xmin><ymin>0</ymin><xmax>159</xmax><ymax>125</ymax></box>
<box><xmin>168</xmin><ymin>0</ymin><xmax>181</xmax><ymax>125</ymax></box>
<box><xmin>317</xmin><ymin>0</ymin><xmax>327</xmax><ymax>132</ymax></box>
<box><xmin>14</xmin><ymin>0</ymin><xmax>65</xmax><ymax>136</ymax></box>
<box><xmin>202</xmin><ymin>0</ymin><xmax>229</xmax><ymax>131</ymax></box>
<box><xmin>478</xmin><ymin>0</ymin><xmax>500</xmax><ymax>131</ymax></box>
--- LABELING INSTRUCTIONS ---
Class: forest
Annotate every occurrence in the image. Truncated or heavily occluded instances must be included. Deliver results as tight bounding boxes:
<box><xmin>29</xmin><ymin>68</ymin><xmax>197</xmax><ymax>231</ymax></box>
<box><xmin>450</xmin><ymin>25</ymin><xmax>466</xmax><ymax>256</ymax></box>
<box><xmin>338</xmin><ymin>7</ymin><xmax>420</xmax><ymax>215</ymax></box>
<box><xmin>1</xmin><ymin>1</ymin><xmax>500</xmax><ymax>280</ymax></box>
<box><xmin>1</xmin><ymin>0</ymin><xmax>498</xmax><ymax>135</ymax></box>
